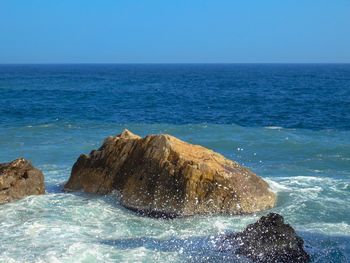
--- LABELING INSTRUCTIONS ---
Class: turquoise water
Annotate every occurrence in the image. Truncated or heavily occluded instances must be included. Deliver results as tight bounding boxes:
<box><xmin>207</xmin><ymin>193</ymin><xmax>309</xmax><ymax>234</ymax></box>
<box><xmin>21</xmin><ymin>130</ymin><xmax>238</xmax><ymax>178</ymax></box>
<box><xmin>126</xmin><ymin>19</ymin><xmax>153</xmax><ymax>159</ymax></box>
<box><xmin>0</xmin><ymin>123</ymin><xmax>349</xmax><ymax>262</ymax></box>
<box><xmin>0</xmin><ymin>65</ymin><xmax>349</xmax><ymax>262</ymax></box>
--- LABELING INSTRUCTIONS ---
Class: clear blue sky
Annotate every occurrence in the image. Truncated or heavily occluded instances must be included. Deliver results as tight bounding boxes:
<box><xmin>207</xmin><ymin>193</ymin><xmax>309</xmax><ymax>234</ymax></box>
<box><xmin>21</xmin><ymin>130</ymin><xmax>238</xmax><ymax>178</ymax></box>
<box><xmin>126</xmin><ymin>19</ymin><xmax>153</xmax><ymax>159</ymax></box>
<box><xmin>0</xmin><ymin>0</ymin><xmax>349</xmax><ymax>63</ymax></box>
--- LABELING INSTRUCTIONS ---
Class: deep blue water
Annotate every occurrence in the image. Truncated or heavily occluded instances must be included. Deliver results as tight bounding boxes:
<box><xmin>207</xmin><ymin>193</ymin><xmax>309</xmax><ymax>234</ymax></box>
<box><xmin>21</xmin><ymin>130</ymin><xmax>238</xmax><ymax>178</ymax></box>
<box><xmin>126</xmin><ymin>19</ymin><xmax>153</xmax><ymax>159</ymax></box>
<box><xmin>1</xmin><ymin>64</ymin><xmax>350</xmax><ymax>129</ymax></box>
<box><xmin>0</xmin><ymin>64</ymin><xmax>349</xmax><ymax>262</ymax></box>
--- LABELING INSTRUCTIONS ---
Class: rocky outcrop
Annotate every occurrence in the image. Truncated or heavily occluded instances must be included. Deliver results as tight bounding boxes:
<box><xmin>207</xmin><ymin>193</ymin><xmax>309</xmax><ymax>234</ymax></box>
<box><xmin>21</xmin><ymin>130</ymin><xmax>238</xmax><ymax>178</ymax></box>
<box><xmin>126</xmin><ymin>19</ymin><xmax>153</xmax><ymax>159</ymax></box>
<box><xmin>64</xmin><ymin>129</ymin><xmax>276</xmax><ymax>217</ymax></box>
<box><xmin>0</xmin><ymin>158</ymin><xmax>45</xmax><ymax>204</ymax></box>
<box><xmin>218</xmin><ymin>213</ymin><xmax>310</xmax><ymax>263</ymax></box>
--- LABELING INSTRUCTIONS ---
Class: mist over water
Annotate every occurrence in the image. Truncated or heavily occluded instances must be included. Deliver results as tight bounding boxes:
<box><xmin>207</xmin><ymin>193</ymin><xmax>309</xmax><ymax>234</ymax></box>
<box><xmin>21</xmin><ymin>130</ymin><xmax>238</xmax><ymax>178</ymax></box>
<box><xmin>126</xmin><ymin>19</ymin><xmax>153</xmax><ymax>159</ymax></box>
<box><xmin>0</xmin><ymin>65</ymin><xmax>349</xmax><ymax>262</ymax></box>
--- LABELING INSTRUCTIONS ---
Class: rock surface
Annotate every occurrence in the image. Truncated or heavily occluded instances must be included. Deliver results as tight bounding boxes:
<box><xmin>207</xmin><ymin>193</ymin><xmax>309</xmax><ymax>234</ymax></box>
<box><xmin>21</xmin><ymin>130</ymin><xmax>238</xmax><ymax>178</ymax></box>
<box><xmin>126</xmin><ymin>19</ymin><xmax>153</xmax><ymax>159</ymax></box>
<box><xmin>0</xmin><ymin>158</ymin><xmax>45</xmax><ymax>204</ymax></box>
<box><xmin>218</xmin><ymin>213</ymin><xmax>310</xmax><ymax>263</ymax></box>
<box><xmin>64</xmin><ymin>129</ymin><xmax>276</xmax><ymax>217</ymax></box>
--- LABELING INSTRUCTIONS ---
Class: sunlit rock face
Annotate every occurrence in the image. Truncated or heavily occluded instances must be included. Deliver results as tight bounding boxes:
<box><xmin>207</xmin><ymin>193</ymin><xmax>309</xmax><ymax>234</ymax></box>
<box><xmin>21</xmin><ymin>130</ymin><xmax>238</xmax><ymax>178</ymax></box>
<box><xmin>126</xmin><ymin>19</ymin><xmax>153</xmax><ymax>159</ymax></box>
<box><xmin>0</xmin><ymin>158</ymin><xmax>45</xmax><ymax>204</ymax></box>
<box><xmin>64</xmin><ymin>129</ymin><xmax>276</xmax><ymax>217</ymax></box>
<box><xmin>218</xmin><ymin>213</ymin><xmax>310</xmax><ymax>263</ymax></box>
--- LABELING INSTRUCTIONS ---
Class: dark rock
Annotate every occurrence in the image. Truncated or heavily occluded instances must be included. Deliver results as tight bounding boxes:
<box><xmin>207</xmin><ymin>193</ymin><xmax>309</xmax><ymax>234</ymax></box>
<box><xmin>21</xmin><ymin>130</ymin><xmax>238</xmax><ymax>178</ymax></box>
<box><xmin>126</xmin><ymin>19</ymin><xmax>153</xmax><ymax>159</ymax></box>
<box><xmin>218</xmin><ymin>213</ymin><xmax>310</xmax><ymax>263</ymax></box>
<box><xmin>0</xmin><ymin>158</ymin><xmax>45</xmax><ymax>204</ymax></box>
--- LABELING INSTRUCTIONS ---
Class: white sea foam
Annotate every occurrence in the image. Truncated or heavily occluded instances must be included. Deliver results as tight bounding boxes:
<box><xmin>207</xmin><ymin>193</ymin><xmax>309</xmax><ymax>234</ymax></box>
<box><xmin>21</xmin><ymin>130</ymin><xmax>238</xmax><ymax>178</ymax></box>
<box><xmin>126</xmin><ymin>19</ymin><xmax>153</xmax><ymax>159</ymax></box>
<box><xmin>264</xmin><ymin>126</ymin><xmax>283</xmax><ymax>130</ymax></box>
<box><xmin>268</xmin><ymin>175</ymin><xmax>338</xmax><ymax>189</ymax></box>
<box><xmin>264</xmin><ymin>179</ymin><xmax>291</xmax><ymax>192</ymax></box>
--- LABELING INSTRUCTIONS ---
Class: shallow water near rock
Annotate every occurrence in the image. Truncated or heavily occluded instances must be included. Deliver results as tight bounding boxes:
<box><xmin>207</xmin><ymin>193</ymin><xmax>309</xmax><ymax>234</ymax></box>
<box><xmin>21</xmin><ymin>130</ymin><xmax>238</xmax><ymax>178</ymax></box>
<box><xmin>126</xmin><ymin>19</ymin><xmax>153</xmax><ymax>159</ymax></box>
<box><xmin>0</xmin><ymin>64</ymin><xmax>349</xmax><ymax>262</ymax></box>
<box><xmin>0</xmin><ymin>123</ymin><xmax>349</xmax><ymax>262</ymax></box>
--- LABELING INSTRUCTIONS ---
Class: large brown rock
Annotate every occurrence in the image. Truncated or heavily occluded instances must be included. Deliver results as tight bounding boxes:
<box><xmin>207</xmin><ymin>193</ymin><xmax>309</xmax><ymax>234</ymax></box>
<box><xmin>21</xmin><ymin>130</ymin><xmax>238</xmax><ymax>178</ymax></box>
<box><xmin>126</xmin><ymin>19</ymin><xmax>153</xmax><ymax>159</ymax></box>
<box><xmin>0</xmin><ymin>158</ymin><xmax>45</xmax><ymax>204</ymax></box>
<box><xmin>64</xmin><ymin>129</ymin><xmax>276</xmax><ymax>217</ymax></box>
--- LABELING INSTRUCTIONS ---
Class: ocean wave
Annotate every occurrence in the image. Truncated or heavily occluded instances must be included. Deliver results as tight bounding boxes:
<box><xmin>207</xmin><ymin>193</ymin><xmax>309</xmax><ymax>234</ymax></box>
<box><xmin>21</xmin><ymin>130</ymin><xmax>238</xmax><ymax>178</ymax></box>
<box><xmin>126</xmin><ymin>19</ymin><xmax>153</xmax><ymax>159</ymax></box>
<box><xmin>301</xmin><ymin>222</ymin><xmax>350</xmax><ymax>236</ymax></box>
<box><xmin>264</xmin><ymin>126</ymin><xmax>284</xmax><ymax>130</ymax></box>
<box><xmin>265</xmin><ymin>179</ymin><xmax>292</xmax><ymax>192</ymax></box>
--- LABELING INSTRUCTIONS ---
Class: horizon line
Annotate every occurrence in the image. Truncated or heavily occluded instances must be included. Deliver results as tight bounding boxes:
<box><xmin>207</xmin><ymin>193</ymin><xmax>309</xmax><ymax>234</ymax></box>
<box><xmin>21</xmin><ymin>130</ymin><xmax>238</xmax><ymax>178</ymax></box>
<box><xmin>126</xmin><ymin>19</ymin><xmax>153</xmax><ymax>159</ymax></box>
<box><xmin>1</xmin><ymin>62</ymin><xmax>350</xmax><ymax>65</ymax></box>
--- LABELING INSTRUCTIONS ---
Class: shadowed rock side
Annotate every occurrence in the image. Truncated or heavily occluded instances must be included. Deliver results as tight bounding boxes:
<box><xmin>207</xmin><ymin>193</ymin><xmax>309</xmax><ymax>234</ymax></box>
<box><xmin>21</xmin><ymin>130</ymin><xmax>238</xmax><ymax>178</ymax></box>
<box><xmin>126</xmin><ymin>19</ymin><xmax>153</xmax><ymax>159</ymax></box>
<box><xmin>0</xmin><ymin>158</ymin><xmax>45</xmax><ymax>204</ymax></box>
<box><xmin>64</xmin><ymin>129</ymin><xmax>276</xmax><ymax>217</ymax></box>
<box><xmin>218</xmin><ymin>213</ymin><xmax>310</xmax><ymax>263</ymax></box>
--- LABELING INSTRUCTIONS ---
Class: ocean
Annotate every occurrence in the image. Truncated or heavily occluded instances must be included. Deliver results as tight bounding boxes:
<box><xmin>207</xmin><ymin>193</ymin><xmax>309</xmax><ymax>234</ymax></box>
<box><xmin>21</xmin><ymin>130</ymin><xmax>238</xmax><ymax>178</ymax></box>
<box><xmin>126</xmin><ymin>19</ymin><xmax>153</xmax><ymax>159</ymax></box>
<box><xmin>0</xmin><ymin>64</ymin><xmax>349</xmax><ymax>262</ymax></box>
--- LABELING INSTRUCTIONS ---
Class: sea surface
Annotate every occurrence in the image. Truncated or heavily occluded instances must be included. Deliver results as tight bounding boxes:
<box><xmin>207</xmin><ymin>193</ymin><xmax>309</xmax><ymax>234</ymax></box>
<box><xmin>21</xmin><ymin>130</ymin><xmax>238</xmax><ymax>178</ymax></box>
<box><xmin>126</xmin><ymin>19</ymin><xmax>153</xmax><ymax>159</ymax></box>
<box><xmin>0</xmin><ymin>64</ymin><xmax>349</xmax><ymax>263</ymax></box>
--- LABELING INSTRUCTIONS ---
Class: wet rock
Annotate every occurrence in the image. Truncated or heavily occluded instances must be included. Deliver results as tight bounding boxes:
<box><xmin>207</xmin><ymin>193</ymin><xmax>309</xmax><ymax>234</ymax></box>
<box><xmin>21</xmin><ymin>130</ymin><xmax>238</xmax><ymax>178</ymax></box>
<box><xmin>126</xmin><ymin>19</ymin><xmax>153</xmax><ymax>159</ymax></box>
<box><xmin>0</xmin><ymin>158</ymin><xmax>45</xmax><ymax>204</ymax></box>
<box><xmin>64</xmin><ymin>129</ymin><xmax>276</xmax><ymax>217</ymax></box>
<box><xmin>218</xmin><ymin>213</ymin><xmax>310</xmax><ymax>263</ymax></box>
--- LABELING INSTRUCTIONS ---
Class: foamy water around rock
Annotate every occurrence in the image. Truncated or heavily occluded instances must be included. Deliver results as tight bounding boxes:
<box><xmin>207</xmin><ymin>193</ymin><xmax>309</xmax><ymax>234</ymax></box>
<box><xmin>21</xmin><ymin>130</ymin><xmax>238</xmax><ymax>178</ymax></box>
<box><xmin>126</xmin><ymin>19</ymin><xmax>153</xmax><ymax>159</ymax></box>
<box><xmin>0</xmin><ymin>123</ymin><xmax>349</xmax><ymax>262</ymax></box>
